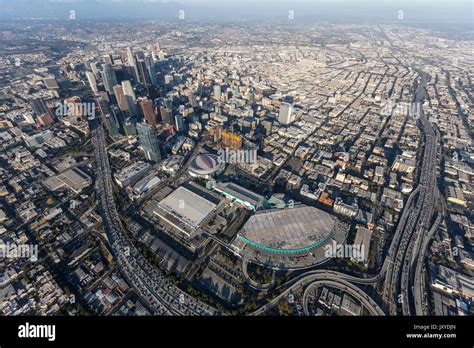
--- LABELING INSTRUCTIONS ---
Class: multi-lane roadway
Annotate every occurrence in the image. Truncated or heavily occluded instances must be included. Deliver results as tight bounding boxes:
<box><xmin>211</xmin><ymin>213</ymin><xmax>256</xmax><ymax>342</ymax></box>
<box><xmin>92</xmin><ymin>122</ymin><xmax>218</xmax><ymax>316</ymax></box>
<box><xmin>383</xmin><ymin>70</ymin><xmax>440</xmax><ymax>315</ymax></box>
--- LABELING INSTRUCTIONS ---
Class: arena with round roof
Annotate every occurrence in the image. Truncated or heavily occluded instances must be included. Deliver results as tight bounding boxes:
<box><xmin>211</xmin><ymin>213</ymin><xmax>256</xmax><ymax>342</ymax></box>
<box><xmin>188</xmin><ymin>153</ymin><xmax>223</xmax><ymax>179</ymax></box>
<box><xmin>232</xmin><ymin>205</ymin><xmax>349</xmax><ymax>269</ymax></box>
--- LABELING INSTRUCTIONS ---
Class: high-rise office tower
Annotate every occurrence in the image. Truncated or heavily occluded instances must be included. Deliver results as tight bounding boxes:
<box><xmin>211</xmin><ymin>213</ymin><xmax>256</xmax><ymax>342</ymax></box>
<box><xmin>113</xmin><ymin>85</ymin><xmax>128</xmax><ymax>112</ymax></box>
<box><xmin>214</xmin><ymin>84</ymin><xmax>222</xmax><ymax>101</ymax></box>
<box><xmin>159</xmin><ymin>106</ymin><xmax>172</xmax><ymax>125</ymax></box>
<box><xmin>105</xmin><ymin>112</ymin><xmax>121</xmax><ymax>137</ymax></box>
<box><xmin>174</xmin><ymin>114</ymin><xmax>185</xmax><ymax>132</ymax></box>
<box><xmin>122</xmin><ymin>80</ymin><xmax>138</xmax><ymax>116</ymax></box>
<box><xmin>102</xmin><ymin>63</ymin><xmax>118</xmax><ymax>94</ymax></box>
<box><xmin>123</xmin><ymin>118</ymin><xmax>137</xmax><ymax>136</ymax></box>
<box><xmin>121</xmin><ymin>80</ymin><xmax>136</xmax><ymax>100</ymax></box>
<box><xmin>29</xmin><ymin>97</ymin><xmax>49</xmax><ymax>116</ymax></box>
<box><xmin>85</xmin><ymin>71</ymin><xmax>98</xmax><ymax>93</ymax></box>
<box><xmin>137</xmin><ymin>59</ymin><xmax>150</xmax><ymax>86</ymax></box>
<box><xmin>94</xmin><ymin>94</ymin><xmax>112</xmax><ymax>122</ymax></box>
<box><xmin>137</xmin><ymin>122</ymin><xmax>161</xmax><ymax>163</ymax></box>
<box><xmin>278</xmin><ymin>102</ymin><xmax>294</xmax><ymax>125</ymax></box>
<box><xmin>145</xmin><ymin>57</ymin><xmax>158</xmax><ymax>87</ymax></box>
<box><xmin>135</xmin><ymin>50</ymin><xmax>145</xmax><ymax>60</ymax></box>
<box><xmin>126</xmin><ymin>47</ymin><xmax>140</xmax><ymax>83</ymax></box>
<box><xmin>140</xmin><ymin>98</ymin><xmax>157</xmax><ymax>126</ymax></box>
<box><xmin>103</xmin><ymin>54</ymin><xmax>113</xmax><ymax>65</ymax></box>
<box><xmin>119</xmin><ymin>50</ymin><xmax>128</xmax><ymax>65</ymax></box>
<box><xmin>90</xmin><ymin>62</ymin><xmax>100</xmax><ymax>77</ymax></box>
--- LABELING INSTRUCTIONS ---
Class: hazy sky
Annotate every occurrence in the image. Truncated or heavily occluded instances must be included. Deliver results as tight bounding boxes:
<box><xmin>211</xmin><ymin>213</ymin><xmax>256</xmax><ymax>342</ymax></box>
<box><xmin>0</xmin><ymin>0</ymin><xmax>473</xmax><ymax>24</ymax></box>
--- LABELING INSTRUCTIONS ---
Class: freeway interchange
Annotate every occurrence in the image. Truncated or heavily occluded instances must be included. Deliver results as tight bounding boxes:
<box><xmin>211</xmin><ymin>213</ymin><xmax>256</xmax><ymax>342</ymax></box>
<box><xmin>250</xmin><ymin>270</ymin><xmax>385</xmax><ymax>316</ymax></box>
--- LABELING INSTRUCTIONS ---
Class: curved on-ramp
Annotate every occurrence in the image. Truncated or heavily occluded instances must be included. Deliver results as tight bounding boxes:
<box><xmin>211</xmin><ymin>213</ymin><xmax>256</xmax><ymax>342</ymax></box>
<box><xmin>251</xmin><ymin>271</ymin><xmax>385</xmax><ymax>316</ymax></box>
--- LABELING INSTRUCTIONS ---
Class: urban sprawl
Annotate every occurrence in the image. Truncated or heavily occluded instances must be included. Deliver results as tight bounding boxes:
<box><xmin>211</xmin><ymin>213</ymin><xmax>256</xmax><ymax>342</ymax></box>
<box><xmin>0</xmin><ymin>19</ymin><xmax>472</xmax><ymax>317</ymax></box>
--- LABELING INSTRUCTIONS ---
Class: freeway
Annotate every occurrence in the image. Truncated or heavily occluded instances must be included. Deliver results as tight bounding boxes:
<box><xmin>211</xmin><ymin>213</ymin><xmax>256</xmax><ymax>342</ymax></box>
<box><xmin>92</xmin><ymin>122</ymin><xmax>219</xmax><ymax>316</ymax></box>
<box><xmin>412</xmin><ymin>212</ymin><xmax>442</xmax><ymax>315</ymax></box>
<box><xmin>383</xmin><ymin>70</ymin><xmax>440</xmax><ymax>315</ymax></box>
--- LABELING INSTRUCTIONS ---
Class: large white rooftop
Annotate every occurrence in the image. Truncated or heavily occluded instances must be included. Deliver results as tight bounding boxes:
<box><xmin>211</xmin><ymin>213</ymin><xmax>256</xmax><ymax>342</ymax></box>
<box><xmin>157</xmin><ymin>186</ymin><xmax>217</xmax><ymax>229</ymax></box>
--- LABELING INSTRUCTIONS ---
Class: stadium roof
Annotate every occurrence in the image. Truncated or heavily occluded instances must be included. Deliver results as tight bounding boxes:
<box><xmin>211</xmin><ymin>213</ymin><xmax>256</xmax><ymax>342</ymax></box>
<box><xmin>238</xmin><ymin>206</ymin><xmax>335</xmax><ymax>254</ymax></box>
<box><xmin>189</xmin><ymin>154</ymin><xmax>221</xmax><ymax>176</ymax></box>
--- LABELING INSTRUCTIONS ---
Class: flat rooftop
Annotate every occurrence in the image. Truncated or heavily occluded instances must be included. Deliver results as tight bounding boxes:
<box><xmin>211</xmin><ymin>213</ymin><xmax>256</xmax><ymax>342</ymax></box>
<box><xmin>115</xmin><ymin>161</ymin><xmax>151</xmax><ymax>182</ymax></box>
<box><xmin>59</xmin><ymin>168</ymin><xmax>91</xmax><ymax>192</ymax></box>
<box><xmin>44</xmin><ymin>168</ymin><xmax>91</xmax><ymax>193</ymax></box>
<box><xmin>239</xmin><ymin>205</ymin><xmax>335</xmax><ymax>253</ymax></box>
<box><xmin>157</xmin><ymin>186</ymin><xmax>217</xmax><ymax>229</ymax></box>
<box><xmin>214</xmin><ymin>182</ymin><xmax>264</xmax><ymax>207</ymax></box>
